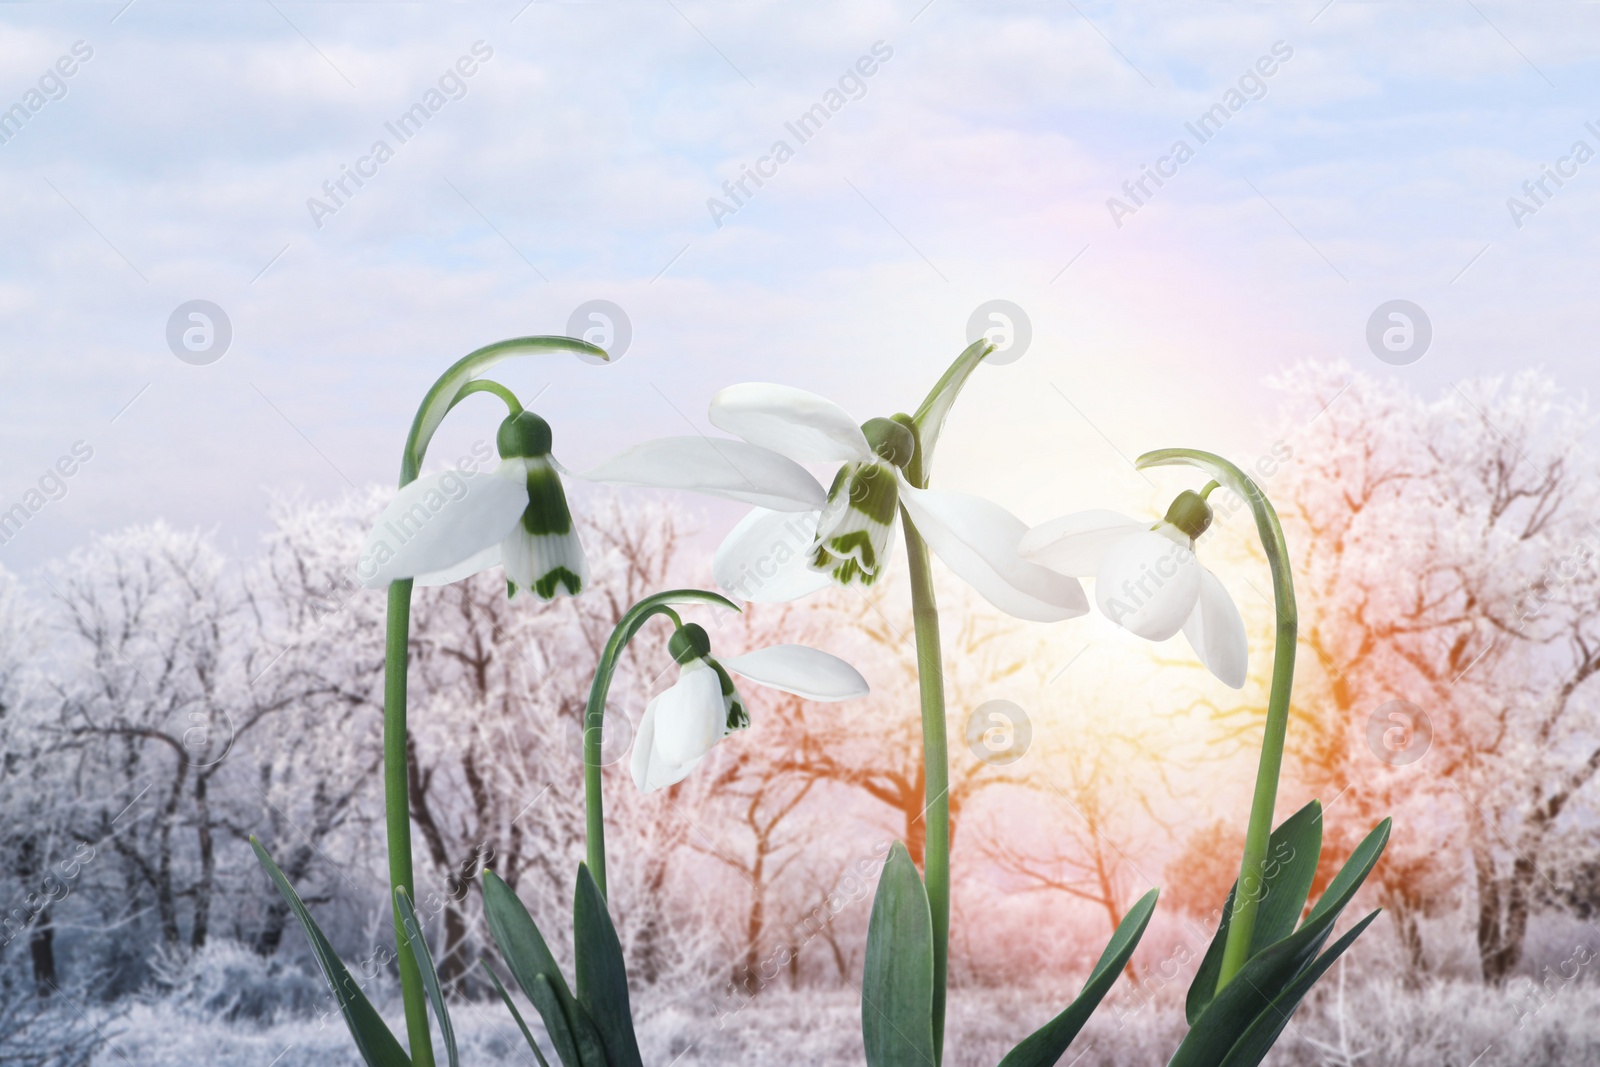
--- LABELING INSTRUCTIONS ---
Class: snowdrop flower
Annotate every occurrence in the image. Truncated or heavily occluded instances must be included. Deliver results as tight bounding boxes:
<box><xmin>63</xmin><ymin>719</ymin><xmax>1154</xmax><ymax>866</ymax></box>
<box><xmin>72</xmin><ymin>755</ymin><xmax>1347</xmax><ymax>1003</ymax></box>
<box><xmin>357</xmin><ymin>410</ymin><xmax>587</xmax><ymax>600</ymax></box>
<box><xmin>631</xmin><ymin>623</ymin><xmax>869</xmax><ymax>792</ymax></box>
<box><xmin>581</xmin><ymin>384</ymin><xmax>1086</xmax><ymax>623</ymax></box>
<box><xmin>1019</xmin><ymin>489</ymin><xmax>1247</xmax><ymax>688</ymax></box>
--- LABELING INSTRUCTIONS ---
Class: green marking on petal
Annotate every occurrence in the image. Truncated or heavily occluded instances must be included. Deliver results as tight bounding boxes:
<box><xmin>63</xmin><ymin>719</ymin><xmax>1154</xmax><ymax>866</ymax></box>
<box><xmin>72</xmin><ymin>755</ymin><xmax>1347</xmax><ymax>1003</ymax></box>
<box><xmin>708</xmin><ymin>660</ymin><xmax>749</xmax><ymax>731</ymax></box>
<box><xmin>846</xmin><ymin>463</ymin><xmax>899</xmax><ymax>525</ymax></box>
<box><xmin>533</xmin><ymin>567</ymin><xmax>583</xmax><ymax>599</ymax></box>
<box><xmin>522</xmin><ymin>459</ymin><xmax>575</xmax><ymax>536</ymax></box>
<box><xmin>808</xmin><ymin>461</ymin><xmax>896</xmax><ymax>587</ymax></box>
<box><xmin>812</xmin><ymin>530</ymin><xmax>882</xmax><ymax>585</ymax></box>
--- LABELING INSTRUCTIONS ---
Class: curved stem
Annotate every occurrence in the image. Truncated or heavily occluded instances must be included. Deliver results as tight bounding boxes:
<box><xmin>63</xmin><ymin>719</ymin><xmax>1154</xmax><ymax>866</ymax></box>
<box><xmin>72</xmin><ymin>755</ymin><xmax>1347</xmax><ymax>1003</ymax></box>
<box><xmin>382</xmin><ymin>334</ymin><xmax>604</xmax><ymax>1065</ymax></box>
<box><xmin>1136</xmin><ymin>448</ymin><xmax>1297</xmax><ymax>991</ymax></box>
<box><xmin>399</xmin><ymin>335</ymin><xmax>607</xmax><ymax>482</ymax></box>
<box><xmin>582</xmin><ymin>590</ymin><xmax>736</xmax><ymax>897</ymax></box>
<box><xmin>449</xmin><ymin>378</ymin><xmax>523</xmax><ymax>416</ymax></box>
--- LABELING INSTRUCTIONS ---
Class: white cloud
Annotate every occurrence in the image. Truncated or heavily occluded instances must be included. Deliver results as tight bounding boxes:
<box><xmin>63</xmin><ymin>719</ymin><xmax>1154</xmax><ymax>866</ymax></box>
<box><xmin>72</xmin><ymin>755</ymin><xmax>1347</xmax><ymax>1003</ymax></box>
<box><xmin>0</xmin><ymin>1</ymin><xmax>1597</xmax><ymax>570</ymax></box>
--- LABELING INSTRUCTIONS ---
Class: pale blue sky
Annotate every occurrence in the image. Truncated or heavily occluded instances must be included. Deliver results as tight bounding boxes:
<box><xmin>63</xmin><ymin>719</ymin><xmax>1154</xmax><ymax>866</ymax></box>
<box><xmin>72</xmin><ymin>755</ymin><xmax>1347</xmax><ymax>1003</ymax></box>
<box><xmin>2</xmin><ymin>1</ymin><xmax>1598</xmax><ymax>572</ymax></box>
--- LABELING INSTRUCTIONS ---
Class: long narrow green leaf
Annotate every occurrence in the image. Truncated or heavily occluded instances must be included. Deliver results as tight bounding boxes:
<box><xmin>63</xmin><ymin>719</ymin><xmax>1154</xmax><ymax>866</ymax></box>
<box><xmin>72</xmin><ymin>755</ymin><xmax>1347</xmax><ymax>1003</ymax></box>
<box><xmin>481</xmin><ymin>870</ymin><xmax>604</xmax><ymax>1067</ymax></box>
<box><xmin>573</xmin><ymin>863</ymin><xmax>644</xmax><ymax>1067</ymax></box>
<box><xmin>861</xmin><ymin>842</ymin><xmax>936</xmax><ymax>1067</ymax></box>
<box><xmin>482</xmin><ymin>870</ymin><xmax>576</xmax><ymax>1004</ymax></box>
<box><xmin>250</xmin><ymin>838</ymin><xmax>411</xmax><ymax>1067</ymax></box>
<box><xmin>1304</xmin><ymin>819</ymin><xmax>1391</xmax><ymax>927</ymax></box>
<box><xmin>395</xmin><ymin>888</ymin><xmax>456</xmax><ymax>1067</ymax></box>
<box><xmin>1170</xmin><ymin>820</ymin><xmax>1391</xmax><ymax>1067</ymax></box>
<box><xmin>1186</xmin><ymin>801</ymin><xmax>1324</xmax><ymax>1024</ymax></box>
<box><xmin>999</xmin><ymin>888</ymin><xmax>1159</xmax><ymax>1067</ymax></box>
<box><xmin>532</xmin><ymin>974</ymin><xmax>611</xmax><ymax>1067</ymax></box>
<box><xmin>480</xmin><ymin>960</ymin><xmax>552</xmax><ymax>1067</ymax></box>
<box><xmin>1216</xmin><ymin>911</ymin><xmax>1382</xmax><ymax>1067</ymax></box>
<box><xmin>1245</xmin><ymin>802</ymin><xmax>1323</xmax><ymax>952</ymax></box>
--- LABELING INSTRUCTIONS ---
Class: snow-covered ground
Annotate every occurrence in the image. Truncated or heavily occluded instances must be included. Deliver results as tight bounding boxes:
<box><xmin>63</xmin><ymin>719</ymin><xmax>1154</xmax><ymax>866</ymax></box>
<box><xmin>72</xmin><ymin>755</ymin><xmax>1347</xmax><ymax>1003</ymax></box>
<box><xmin>51</xmin><ymin>972</ymin><xmax>1600</xmax><ymax>1066</ymax></box>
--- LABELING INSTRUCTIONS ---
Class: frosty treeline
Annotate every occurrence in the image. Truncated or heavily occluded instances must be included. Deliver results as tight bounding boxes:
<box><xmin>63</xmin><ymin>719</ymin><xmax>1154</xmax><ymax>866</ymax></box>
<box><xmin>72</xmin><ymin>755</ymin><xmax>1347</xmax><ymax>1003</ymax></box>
<box><xmin>2</xmin><ymin>363</ymin><xmax>1600</xmax><ymax>1053</ymax></box>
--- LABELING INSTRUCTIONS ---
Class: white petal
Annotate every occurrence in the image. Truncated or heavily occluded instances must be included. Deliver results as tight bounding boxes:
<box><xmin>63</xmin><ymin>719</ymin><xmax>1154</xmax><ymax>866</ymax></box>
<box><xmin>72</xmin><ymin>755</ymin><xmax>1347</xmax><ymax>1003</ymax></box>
<box><xmin>357</xmin><ymin>468</ymin><xmax>526</xmax><ymax>588</ymax></box>
<box><xmin>630</xmin><ymin>699</ymin><xmax>656</xmax><ymax>791</ymax></box>
<box><xmin>630</xmin><ymin>697</ymin><xmax>705</xmax><ymax>793</ymax></box>
<box><xmin>1018</xmin><ymin>510</ymin><xmax>1145</xmax><ymax>576</ymax></box>
<box><xmin>713</xmin><ymin>508</ymin><xmax>834</xmax><ymax>603</ymax></box>
<box><xmin>1093</xmin><ymin>527</ymin><xmax>1202</xmax><ymax>641</ymax></box>
<box><xmin>721</xmin><ymin>645</ymin><xmax>870</xmax><ymax>701</ymax></box>
<box><xmin>575</xmin><ymin>437</ymin><xmax>826</xmax><ymax>512</ymax></box>
<box><xmin>416</xmin><ymin>542</ymin><xmax>501</xmax><ymax>587</ymax></box>
<box><xmin>651</xmin><ymin>662</ymin><xmax>728</xmax><ymax>766</ymax></box>
<box><xmin>1182</xmin><ymin>567</ymin><xmax>1248</xmax><ymax>689</ymax></box>
<box><xmin>708</xmin><ymin>383</ymin><xmax>872</xmax><ymax>463</ymax></box>
<box><xmin>898</xmin><ymin>483</ymin><xmax>1089</xmax><ymax>623</ymax></box>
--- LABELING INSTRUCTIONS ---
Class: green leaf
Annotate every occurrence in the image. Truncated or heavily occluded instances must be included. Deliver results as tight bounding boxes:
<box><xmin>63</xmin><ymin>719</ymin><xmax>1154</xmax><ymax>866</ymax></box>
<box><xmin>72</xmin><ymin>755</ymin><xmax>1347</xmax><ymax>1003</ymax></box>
<box><xmin>1216</xmin><ymin>910</ymin><xmax>1382</xmax><ymax>1067</ymax></box>
<box><xmin>1186</xmin><ymin>801</ymin><xmax>1324</xmax><ymax>1024</ymax></box>
<box><xmin>395</xmin><ymin>887</ymin><xmax>457</xmax><ymax>1067</ymax></box>
<box><xmin>530</xmin><ymin>974</ymin><xmax>584</xmax><ymax>1067</ymax></box>
<box><xmin>480</xmin><ymin>960</ymin><xmax>552</xmax><ymax>1067</ymax></box>
<box><xmin>573</xmin><ymin>863</ymin><xmax>644</xmax><ymax>1067</ymax></box>
<box><xmin>481</xmin><ymin>869</ymin><xmax>605</xmax><ymax>1067</ymax></box>
<box><xmin>861</xmin><ymin>842</ymin><xmax>936</xmax><ymax>1067</ymax></box>
<box><xmin>1305</xmin><ymin>819</ymin><xmax>1391</xmax><ymax>927</ymax></box>
<box><xmin>1170</xmin><ymin>819</ymin><xmax>1390</xmax><ymax>1067</ymax></box>
<box><xmin>531</xmin><ymin>974</ymin><xmax>610</xmax><ymax>1067</ymax></box>
<box><xmin>250</xmin><ymin>838</ymin><xmax>411</xmax><ymax>1067</ymax></box>
<box><xmin>998</xmin><ymin>888</ymin><xmax>1159</xmax><ymax>1067</ymax></box>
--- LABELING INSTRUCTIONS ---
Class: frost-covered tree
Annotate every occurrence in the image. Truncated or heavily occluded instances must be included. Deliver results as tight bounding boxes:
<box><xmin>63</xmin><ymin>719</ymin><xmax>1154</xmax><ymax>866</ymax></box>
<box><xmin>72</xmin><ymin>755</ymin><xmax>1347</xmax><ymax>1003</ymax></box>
<box><xmin>46</xmin><ymin>524</ymin><xmax>309</xmax><ymax>956</ymax></box>
<box><xmin>1268</xmin><ymin>363</ymin><xmax>1600</xmax><ymax>982</ymax></box>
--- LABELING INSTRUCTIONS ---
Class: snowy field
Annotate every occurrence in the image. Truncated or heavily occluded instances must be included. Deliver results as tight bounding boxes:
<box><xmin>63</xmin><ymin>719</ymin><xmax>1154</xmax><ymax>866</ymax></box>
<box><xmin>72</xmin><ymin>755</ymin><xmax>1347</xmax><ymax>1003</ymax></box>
<box><xmin>9</xmin><ymin>962</ymin><xmax>1597</xmax><ymax>1067</ymax></box>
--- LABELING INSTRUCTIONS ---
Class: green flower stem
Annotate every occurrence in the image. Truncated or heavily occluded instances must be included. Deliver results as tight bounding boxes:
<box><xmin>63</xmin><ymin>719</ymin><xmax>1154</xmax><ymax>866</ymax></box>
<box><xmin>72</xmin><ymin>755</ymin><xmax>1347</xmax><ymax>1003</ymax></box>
<box><xmin>383</xmin><ymin>579</ymin><xmax>431</xmax><ymax>1067</ymax></box>
<box><xmin>382</xmin><ymin>335</ymin><xmax>606</xmax><ymax>1065</ymax></box>
<box><xmin>1136</xmin><ymin>448</ymin><xmax>1298</xmax><ymax>992</ymax></box>
<box><xmin>580</xmin><ymin>590</ymin><xmax>738</xmax><ymax>897</ymax></box>
<box><xmin>449</xmin><ymin>378</ymin><xmax>524</xmax><ymax>415</ymax></box>
<box><xmin>890</xmin><ymin>339</ymin><xmax>993</xmax><ymax>1066</ymax></box>
<box><xmin>899</xmin><ymin>508</ymin><xmax>951</xmax><ymax>1065</ymax></box>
